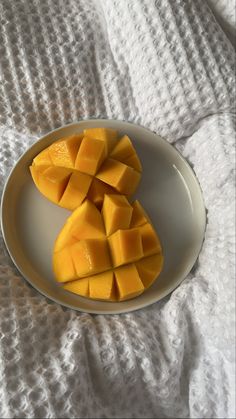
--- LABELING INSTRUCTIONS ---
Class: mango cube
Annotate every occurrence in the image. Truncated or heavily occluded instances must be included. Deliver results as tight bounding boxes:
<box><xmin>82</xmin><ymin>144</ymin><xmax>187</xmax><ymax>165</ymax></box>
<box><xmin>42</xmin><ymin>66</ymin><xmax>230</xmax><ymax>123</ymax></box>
<box><xmin>83</xmin><ymin>128</ymin><xmax>118</xmax><ymax>155</ymax></box>
<box><xmin>139</xmin><ymin>223</ymin><xmax>162</xmax><ymax>256</ymax></box>
<box><xmin>130</xmin><ymin>200</ymin><xmax>150</xmax><ymax>227</ymax></box>
<box><xmin>97</xmin><ymin>158</ymin><xmax>141</xmax><ymax>195</ymax></box>
<box><xmin>70</xmin><ymin>238</ymin><xmax>112</xmax><ymax>277</ymax></box>
<box><xmin>89</xmin><ymin>271</ymin><xmax>115</xmax><ymax>300</ymax></box>
<box><xmin>108</xmin><ymin>228</ymin><xmax>143</xmax><ymax>267</ymax></box>
<box><xmin>110</xmin><ymin>135</ymin><xmax>142</xmax><ymax>172</ymax></box>
<box><xmin>59</xmin><ymin>171</ymin><xmax>92</xmax><ymax>210</ymax></box>
<box><xmin>33</xmin><ymin>149</ymin><xmax>52</xmax><ymax>166</ymax></box>
<box><xmin>102</xmin><ymin>194</ymin><xmax>133</xmax><ymax>236</ymax></box>
<box><xmin>135</xmin><ymin>253</ymin><xmax>163</xmax><ymax>288</ymax></box>
<box><xmin>75</xmin><ymin>137</ymin><xmax>106</xmax><ymax>175</ymax></box>
<box><xmin>37</xmin><ymin>166</ymin><xmax>72</xmax><ymax>203</ymax></box>
<box><xmin>49</xmin><ymin>134</ymin><xmax>83</xmax><ymax>168</ymax></box>
<box><xmin>114</xmin><ymin>264</ymin><xmax>144</xmax><ymax>301</ymax></box>
<box><xmin>53</xmin><ymin>247</ymin><xmax>77</xmax><ymax>283</ymax></box>
<box><xmin>69</xmin><ymin>199</ymin><xmax>105</xmax><ymax>240</ymax></box>
<box><xmin>63</xmin><ymin>278</ymin><xmax>89</xmax><ymax>297</ymax></box>
<box><xmin>87</xmin><ymin>178</ymin><xmax>118</xmax><ymax>209</ymax></box>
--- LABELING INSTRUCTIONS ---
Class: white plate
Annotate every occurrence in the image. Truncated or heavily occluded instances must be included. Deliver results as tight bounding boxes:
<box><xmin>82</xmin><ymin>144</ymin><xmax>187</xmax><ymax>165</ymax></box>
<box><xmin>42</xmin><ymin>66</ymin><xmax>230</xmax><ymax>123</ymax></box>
<box><xmin>1</xmin><ymin>119</ymin><xmax>206</xmax><ymax>314</ymax></box>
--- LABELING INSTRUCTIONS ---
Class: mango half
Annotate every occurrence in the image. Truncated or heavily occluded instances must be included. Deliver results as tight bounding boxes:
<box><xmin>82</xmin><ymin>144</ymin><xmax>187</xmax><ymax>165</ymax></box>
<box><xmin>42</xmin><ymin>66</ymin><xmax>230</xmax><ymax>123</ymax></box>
<box><xmin>30</xmin><ymin>128</ymin><xmax>142</xmax><ymax>210</ymax></box>
<box><xmin>53</xmin><ymin>195</ymin><xmax>163</xmax><ymax>302</ymax></box>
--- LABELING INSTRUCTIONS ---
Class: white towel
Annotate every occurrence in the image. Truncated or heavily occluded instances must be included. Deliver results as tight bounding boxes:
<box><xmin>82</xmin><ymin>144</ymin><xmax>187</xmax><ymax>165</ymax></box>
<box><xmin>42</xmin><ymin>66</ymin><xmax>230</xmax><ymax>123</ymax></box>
<box><xmin>0</xmin><ymin>0</ymin><xmax>235</xmax><ymax>417</ymax></box>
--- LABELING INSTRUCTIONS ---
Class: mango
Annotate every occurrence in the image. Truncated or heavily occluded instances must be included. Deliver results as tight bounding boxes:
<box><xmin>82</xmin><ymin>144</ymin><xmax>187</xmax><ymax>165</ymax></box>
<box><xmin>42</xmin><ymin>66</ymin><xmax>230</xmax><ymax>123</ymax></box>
<box><xmin>54</xmin><ymin>196</ymin><xmax>163</xmax><ymax>301</ymax></box>
<box><xmin>30</xmin><ymin>128</ymin><xmax>141</xmax><ymax>209</ymax></box>
<box><xmin>130</xmin><ymin>200</ymin><xmax>150</xmax><ymax>227</ymax></box>
<box><xmin>108</xmin><ymin>228</ymin><xmax>143</xmax><ymax>267</ymax></box>
<box><xmin>110</xmin><ymin>135</ymin><xmax>142</xmax><ymax>172</ymax></box>
<box><xmin>114</xmin><ymin>264</ymin><xmax>144</xmax><ymax>301</ymax></box>
<box><xmin>97</xmin><ymin>158</ymin><xmax>141</xmax><ymax>195</ymax></box>
<box><xmin>102</xmin><ymin>194</ymin><xmax>133</xmax><ymax>236</ymax></box>
<box><xmin>70</xmin><ymin>239</ymin><xmax>112</xmax><ymax>278</ymax></box>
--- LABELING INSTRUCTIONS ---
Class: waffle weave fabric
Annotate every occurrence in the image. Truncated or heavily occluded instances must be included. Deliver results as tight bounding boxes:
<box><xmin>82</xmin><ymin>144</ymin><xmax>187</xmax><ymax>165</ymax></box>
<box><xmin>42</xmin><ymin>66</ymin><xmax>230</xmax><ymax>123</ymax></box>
<box><xmin>0</xmin><ymin>0</ymin><xmax>235</xmax><ymax>418</ymax></box>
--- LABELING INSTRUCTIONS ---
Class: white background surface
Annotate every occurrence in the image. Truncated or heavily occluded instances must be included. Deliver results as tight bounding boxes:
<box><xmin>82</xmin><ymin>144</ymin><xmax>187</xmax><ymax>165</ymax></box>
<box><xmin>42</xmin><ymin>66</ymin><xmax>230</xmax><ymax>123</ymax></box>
<box><xmin>0</xmin><ymin>0</ymin><xmax>235</xmax><ymax>418</ymax></box>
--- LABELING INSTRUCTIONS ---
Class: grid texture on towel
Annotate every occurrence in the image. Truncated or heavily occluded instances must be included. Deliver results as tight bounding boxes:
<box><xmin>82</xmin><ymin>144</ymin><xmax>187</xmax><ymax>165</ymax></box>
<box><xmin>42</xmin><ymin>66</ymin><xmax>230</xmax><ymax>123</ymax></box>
<box><xmin>0</xmin><ymin>0</ymin><xmax>235</xmax><ymax>418</ymax></box>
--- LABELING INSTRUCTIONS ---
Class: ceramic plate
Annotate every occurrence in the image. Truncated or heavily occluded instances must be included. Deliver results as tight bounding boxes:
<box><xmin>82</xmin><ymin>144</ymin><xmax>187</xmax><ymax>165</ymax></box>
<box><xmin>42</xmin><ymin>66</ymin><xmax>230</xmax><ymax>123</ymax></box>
<box><xmin>1</xmin><ymin>120</ymin><xmax>206</xmax><ymax>314</ymax></box>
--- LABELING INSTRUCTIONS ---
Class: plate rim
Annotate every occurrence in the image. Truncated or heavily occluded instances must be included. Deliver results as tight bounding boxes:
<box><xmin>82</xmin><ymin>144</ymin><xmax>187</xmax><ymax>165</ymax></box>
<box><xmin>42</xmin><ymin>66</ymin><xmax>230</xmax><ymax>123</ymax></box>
<box><xmin>1</xmin><ymin>119</ymin><xmax>207</xmax><ymax>314</ymax></box>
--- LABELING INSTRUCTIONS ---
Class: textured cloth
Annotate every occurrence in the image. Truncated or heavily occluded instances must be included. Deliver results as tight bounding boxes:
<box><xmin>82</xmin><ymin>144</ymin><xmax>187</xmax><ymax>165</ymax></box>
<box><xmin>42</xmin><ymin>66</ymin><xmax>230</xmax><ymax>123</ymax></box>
<box><xmin>0</xmin><ymin>0</ymin><xmax>235</xmax><ymax>418</ymax></box>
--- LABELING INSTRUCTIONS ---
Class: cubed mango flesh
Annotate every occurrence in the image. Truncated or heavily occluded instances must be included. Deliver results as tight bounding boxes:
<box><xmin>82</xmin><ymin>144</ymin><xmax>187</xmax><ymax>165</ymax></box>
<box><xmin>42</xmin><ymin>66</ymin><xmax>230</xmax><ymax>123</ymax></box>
<box><xmin>35</xmin><ymin>166</ymin><xmax>72</xmax><ymax>203</ymax></box>
<box><xmin>83</xmin><ymin>128</ymin><xmax>118</xmax><ymax>155</ymax></box>
<box><xmin>63</xmin><ymin>278</ymin><xmax>89</xmax><ymax>297</ymax></box>
<box><xmin>75</xmin><ymin>137</ymin><xmax>106</xmax><ymax>175</ymax></box>
<box><xmin>53</xmin><ymin>247</ymin><xmax>77</xmax><ymax>283</ymax></box>
<box><xmin>139</xmin><ymin>223</ymin><xmax>162</xmax><ymax>256</ymax></box>
<box><xmin>97</xmin><ymin>158</ymin><xmax>141</xmax><ymax>195</ymax></box>
<box><xmin>114</xmin><ymin>264</ymin><xmax>144</xmax><ymax>301</ymax></box>
<box><xmin>108</xmin><ymin>228</ymin><xmax>143</xmax><ymax>267</ymax></box>
<box><xmin>70</xmin><ymin>238</ymin><xmax>112</xmax><ymax>278</ymax></box>
<box><xmin>102</xmin><ymin>194</ymin><xmax>133</xmax><ymax>236</ymax></box>
<box><xmin>130</xmin><ymin>200</ymin><xmax>150</xmax><ymax>227</ymax></box>
<box><xmin>135</xmin><ymin>253</ymin><xmax>164</xmax><ymax>288</ymax></box>
<box><xmin>59</xmin><ymin>171</ymin><xmax>92</xmax><ymax>210</ymax></box>
<box><xmin>30</xmin><ymin>129</ymin><xmax>141</xmax><ymax>209</ymax></box>
<box><xmin>53</xmin><ymin>196</ymin><xmax>163</xmax><ymax>302</ymax></box>
<box><xmin>89</xmin><ymin>271</ymin><xmax>115</xmax><ymax>300</ymax></box>
<box><xmin>49</xmin><ymin>134</ymin><xmax>83</xmax><ymax>168</ymax></box>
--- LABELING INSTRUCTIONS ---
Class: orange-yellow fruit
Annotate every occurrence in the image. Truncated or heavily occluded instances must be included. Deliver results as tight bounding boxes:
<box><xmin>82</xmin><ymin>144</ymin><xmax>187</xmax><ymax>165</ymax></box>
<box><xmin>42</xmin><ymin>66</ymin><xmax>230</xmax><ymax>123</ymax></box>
<box><xmin>53</xmin><ymin>196</ymin><xmax>163</xmax><ymax>301</ymax></box>
<box><xmin>30</xmin><ymin>129</ymin><xmax>141</xmax><ymax>210</ymax></box>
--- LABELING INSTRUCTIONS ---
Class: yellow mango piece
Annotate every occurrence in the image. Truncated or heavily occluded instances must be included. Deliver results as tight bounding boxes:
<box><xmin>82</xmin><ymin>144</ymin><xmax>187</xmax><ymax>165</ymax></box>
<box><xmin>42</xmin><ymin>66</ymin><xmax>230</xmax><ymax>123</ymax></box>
<box><xmin>96</xmin><ymin>158</ymin><xmax>141</xmax><ymax>195</ymax></box>
<box><xmin>123</xmin><ymin>154</ymin><xmax>142</xmax><ymax>172</ymax></box>
<box><xmin>63</xmin><ymin>278</ymin><xmax>89</xmax><ymax>297</ymax></box>
<box><xmin>135</xmin><ymin>253</ymin><xmax>164</xmax><ymax>288</ymax></box>
<box><xmin>70</xmin><ymin>239</ymin><xmax>112</xmax><ymax>277</ymax></box>
<box><xmin>87</xmin><ymin>178</ymin><xmax>118</xmax><ymax>209</ymax></box>
<box><xmin>30</xmin><ymin>165</ymin><xmax>49</xmax><ymax>185</ymax></box>
<box><xmin>33</xmin><ymin>149</ymin><xmax>52</xmax><ymax>166</ymax></box>
<box><xmin>59</xmin><ymin>171</ymin><xmax>92</xmax><ymax>210</ymax></box>
<box><xmin>53</xmin><ymin>247</ymin><xmax>77</xmax><ymax>283</ymax></box>
<box><xmin>54</xmin><ymin>223</ymin><xmax>77</xmax><ymax>253</ymax></box>
<box><xmin>37</xmin><ymin>166</ymin><xmax>72</xmax><ymax>204</ymax></box>
<box><xmin>74</xmin><ymin>136</ymin><xmax>106</xmax><ymax>175</ymax></box>
<box><xmin>108</xmin><ymin>228</ymin><xmax>143</xmax><ymax>267</ymax></box>
<box><xmin>130</xmin><ymin>200</ymin><xmax>150</xmax><ymax>227</ymax></box>
<box><xmin>114</xmin><ymin>264</ymin><xmax>144</xmax><ymax>301</ymax></box>
<box><xmin>139</xmin><ymin>223</ymin><xmax>162</xmax><ymax>257</ymax></box>
<box><xmin>54</xmin><ymin>200</ymin><xmax>105</xmax><ymax>252</ymax></box>
<box><xmin>102</xmin><ymin>194</ymin><xmax>133</xmax><ymax>236</ymax></box>
<box><xmin>89</xmin><ymin>271</ymin><xmax>115</xmax><ymax>300</ymax></box>
<box><xmin>110</xmin><ymin>135</ymin><xmax>142</xmax><ymax>172</ymax></box>
<box><xmin>83</xmin><ymin>128</ymin><xmax>118</xmax><ymax>155</ymax></box>
<box><xmin>69</xmin><ymin>199</ymin><xmax>105</xmax><ymax>240</ymax></box>
<box><xmin>48</xmin><ymin>134</ymin><xmax>83</xmax><ymax>168</ymax></box>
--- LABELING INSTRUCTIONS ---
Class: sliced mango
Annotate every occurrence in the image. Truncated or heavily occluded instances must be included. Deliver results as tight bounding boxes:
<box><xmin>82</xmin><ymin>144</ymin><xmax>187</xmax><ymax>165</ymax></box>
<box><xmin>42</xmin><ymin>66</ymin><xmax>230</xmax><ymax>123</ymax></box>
<box><xmin>89</xmin><ymin>271</ymin><xmax>115</xmax><ymax>300</ymax></box>
<box><xmin>130</xmin><ymin>200</ymin><xmax>150</xmax><ymax>227</ymax></box>
<box><xmin>108</xmin><ymin>228</ymin><xmax>143</xmax><ymax>267</ymax></box>
<box><xmin>69</xmin><ymin>199</ymin><xmax>105</xmax><ymax>240</ymax></box>
<box><xmin>114</xmin><ymin>264</ymin><xmax>144</xmax><ymax>301</ymax></box>
<box><xmin>37</xmin><ymin>166</ymin><xmax>72</xmax><ymax>203</ymax></box>
<box><xmin>135</xmin><ymin>253</ymin><xmax>163</xmax><ymax>288</ymax></box>
<box><xmin>33</xmin><ymin>149</ymin><xmax>52</xmax><ymax>166</ymax></box>
<box><xmin>110</xmin><ymin>135</ymin><xmax>142</xmax><ymax>172</ymax></box>
<box><xmin>97</xmin><ymin>158</ymin><xmax>141</xmax><ymax>195</ymax></box>
<box><xmin>83</xmin><ymin>128</ymin><xmax>118</xmax><ymax>155</ymax></box>
<box><xmin>59</xmin><ymin>171</ymin><xmax>92</xmax><ymax>210</ymax></box>
<box><xmin>102</xmin><ymin>194</ymin><xmax>133</xmax><ymax>236</ymax></box>
<box><xmin>87</xmin><ymin>178</ymin><xmax>118</xmax><ymax>209</ymax></box>
<box><xmin>63</xmin><ymin>278</ymin><xmax>89</xmax><ymax>297</ymax></box>
<box><xmin>70</xmin><ymin>238</ymin><xmax>112</xmax><ymax>277</ymax></box>
<box><xmin>75</xmin><ymin>137</ymin><xmax>106</xmax><ymax>175</ymax></box>
<box><xmin>49</xmin><ymin>134</ymin><xmax>83</xmax><ymax>168</ymax></box>
<box><xmin>139</xmin><ymin>223</ymin><xmax>162</xmax><ymax>257</ymax></box>
<box><xmin>53</xmin><ymin>247</ymin><xmax>77</xmax><ymax>283</ymax></box>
